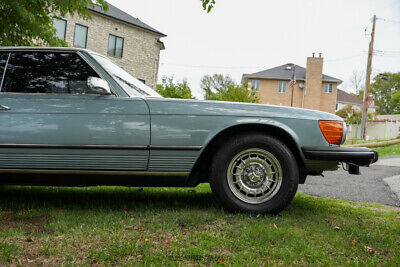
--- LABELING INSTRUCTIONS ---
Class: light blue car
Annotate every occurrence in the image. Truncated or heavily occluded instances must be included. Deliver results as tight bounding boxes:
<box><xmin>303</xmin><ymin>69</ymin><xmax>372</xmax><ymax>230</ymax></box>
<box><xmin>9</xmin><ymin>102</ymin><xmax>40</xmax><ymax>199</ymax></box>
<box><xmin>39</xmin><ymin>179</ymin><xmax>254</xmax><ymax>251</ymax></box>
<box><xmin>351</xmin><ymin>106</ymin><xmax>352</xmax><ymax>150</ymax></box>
<box><xmin>0</xmin><ymin>47</ymin><xmax>378</xmax><ymax>214</ymax></box>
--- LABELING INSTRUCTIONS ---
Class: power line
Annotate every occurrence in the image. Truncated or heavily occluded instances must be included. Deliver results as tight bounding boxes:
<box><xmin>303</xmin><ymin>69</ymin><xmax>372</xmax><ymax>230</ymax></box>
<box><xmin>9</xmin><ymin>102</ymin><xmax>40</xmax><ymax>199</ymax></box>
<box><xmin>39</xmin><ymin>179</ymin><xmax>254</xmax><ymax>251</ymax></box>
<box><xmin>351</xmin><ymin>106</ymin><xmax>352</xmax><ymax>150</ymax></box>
<box><xmin>380</xmin><ymin>18</ymin><xmax>400</xmax><ymax>24</ymax></box>
<box><xmin>162</xmin><ymin>53</ymin><xmax>369</xmax><ymax>69</ymax></box>
<box><xmin>160</xmin><ymin>62</ymin><xmax>266</xmax><ymax>70</ymax></box>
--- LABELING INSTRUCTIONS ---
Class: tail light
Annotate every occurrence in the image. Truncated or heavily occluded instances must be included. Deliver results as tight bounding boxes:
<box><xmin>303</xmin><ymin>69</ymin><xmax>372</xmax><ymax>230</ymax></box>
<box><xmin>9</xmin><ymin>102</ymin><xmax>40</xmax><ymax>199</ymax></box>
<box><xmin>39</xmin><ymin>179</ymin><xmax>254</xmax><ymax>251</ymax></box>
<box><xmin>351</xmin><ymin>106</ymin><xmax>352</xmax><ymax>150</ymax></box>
<box><xmin>318</xmin><ymin>120</ymin><xmax>345</xmax><ymax>145</ymax></box>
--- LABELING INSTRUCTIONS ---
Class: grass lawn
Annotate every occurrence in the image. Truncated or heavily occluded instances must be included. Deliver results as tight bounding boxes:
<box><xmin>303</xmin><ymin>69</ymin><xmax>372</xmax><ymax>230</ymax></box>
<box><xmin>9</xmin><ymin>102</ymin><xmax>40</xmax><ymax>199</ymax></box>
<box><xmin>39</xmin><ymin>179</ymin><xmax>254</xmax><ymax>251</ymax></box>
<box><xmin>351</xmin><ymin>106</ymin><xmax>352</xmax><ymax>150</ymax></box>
<box><xmin>375</xmin><ymin>143</ymin><xmax>400</xmax><ymax>157</ymax></box>
<box><xmin>0</xmin><ymin>184</ymin><xmax>399</xmax><ymax>265</ymax></box>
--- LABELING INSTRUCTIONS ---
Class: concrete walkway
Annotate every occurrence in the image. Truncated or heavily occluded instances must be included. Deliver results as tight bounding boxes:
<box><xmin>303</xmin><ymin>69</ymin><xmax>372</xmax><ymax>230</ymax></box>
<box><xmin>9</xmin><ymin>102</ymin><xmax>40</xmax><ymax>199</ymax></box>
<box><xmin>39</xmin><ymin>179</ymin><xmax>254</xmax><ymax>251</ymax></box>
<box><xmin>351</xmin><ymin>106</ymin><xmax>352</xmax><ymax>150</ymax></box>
<box><xmin>298</xmin><ymin>156</ymin><xmax>400</xmax><ymax>206</ymax></box>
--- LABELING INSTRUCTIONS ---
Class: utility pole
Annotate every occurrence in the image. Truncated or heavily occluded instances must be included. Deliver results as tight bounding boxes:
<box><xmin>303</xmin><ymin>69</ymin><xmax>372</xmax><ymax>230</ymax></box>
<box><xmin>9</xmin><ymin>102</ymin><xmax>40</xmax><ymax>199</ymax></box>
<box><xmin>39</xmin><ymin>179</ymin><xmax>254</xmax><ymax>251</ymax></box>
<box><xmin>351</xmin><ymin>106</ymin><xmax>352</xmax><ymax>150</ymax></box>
<box><xmin>361</xmin><ymin>15</ymin><xmax>376</xmax><ymax>140</ymax></box>
<box><xmin>290</xmin><ymin>64</ymin><xmax>295</xmax><ymax>107</ymax></box>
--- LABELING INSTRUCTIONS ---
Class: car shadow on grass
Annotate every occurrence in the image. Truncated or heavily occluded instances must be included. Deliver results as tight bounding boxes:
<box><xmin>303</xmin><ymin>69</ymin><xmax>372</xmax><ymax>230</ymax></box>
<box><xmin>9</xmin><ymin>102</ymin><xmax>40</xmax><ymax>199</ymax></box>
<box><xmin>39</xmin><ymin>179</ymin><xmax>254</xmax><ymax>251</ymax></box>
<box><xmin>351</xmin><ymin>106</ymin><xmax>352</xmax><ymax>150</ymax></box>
<box><xmin>0</xmin><ymin>185</ymin><xmax>220</xmax><ymax>212</ymax></box>
<box><xmin>0</xmin><ymin>184</ymin><xmax>354</xmax><ymax>219</ymax></box>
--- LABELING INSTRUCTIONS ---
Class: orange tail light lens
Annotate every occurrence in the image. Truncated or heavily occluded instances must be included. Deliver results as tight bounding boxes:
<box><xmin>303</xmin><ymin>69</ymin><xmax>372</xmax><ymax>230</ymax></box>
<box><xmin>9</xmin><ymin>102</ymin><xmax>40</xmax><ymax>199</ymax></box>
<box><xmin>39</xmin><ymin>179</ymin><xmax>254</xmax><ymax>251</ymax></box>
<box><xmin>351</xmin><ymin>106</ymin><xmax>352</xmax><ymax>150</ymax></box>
<box><xmin>318</xmin><ymin>120</ymin><xmax>343</xmax><ymax>145</ymax></box>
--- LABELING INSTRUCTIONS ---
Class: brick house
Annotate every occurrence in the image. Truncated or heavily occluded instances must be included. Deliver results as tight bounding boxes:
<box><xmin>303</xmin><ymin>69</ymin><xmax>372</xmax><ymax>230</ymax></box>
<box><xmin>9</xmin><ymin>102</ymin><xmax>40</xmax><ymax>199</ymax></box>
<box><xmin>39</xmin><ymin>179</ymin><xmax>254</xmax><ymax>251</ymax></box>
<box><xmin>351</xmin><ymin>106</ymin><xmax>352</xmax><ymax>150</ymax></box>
<box><xmin>242</xmin><ymin>54</ymin><xmax>342</xmax><ymax>113</ymax></box>
<box><xmin>53</xmin><ymin>3</ymin><xmax>166</xmax><ymax>89</ymax></box>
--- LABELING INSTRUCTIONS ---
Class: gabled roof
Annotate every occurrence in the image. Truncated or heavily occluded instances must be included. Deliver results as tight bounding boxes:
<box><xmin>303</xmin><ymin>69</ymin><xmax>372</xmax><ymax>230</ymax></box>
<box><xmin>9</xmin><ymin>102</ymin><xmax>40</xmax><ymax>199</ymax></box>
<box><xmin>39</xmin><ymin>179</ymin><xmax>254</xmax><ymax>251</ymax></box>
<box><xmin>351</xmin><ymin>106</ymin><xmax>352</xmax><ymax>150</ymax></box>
<box><xmin>89</xmin><ymin>3</ymin><xmax>166</xmax><ymax>37</ymax></box>
<box><xmin>242</xmin><ymin>63</ymin><xmax>342</xmax><ymax>83</ymax></box>
<box><xmin>337</xmin><ymin>89</ymin><xmax>362</xmax><ymax>105</ymax></box>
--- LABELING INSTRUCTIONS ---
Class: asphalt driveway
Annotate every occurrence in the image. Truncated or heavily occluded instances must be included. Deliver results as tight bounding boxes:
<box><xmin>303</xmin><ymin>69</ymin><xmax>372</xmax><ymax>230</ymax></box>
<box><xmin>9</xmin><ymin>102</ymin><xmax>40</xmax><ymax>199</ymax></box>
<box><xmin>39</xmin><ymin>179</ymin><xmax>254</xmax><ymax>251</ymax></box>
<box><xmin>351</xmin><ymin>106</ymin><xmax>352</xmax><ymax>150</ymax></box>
<box><xmin>298</xmin><ymin>156</ymin><xmax>400</xmax><ymax>206</ymax></box>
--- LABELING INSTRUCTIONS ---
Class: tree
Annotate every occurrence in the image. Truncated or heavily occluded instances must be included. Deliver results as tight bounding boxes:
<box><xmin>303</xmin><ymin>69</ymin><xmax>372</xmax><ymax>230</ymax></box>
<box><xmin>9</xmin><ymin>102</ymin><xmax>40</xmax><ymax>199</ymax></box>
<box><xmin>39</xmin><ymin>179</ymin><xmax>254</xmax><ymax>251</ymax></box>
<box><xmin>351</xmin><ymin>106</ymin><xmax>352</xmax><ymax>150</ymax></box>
<box><xmin>335</xmin><ymin>105</ymin><xmax>362</xmax><ymax>124</ymax></box>
<box><xmin>0</xmin><ymin>0</ymin><xmax>108</xmax><ymax>46</ymax></box>
<box><xmin>200</xmin><ymin>0</ymin><xmax>216</xmax><ymax>12</ymax></box>
<box><xmin>349</xmin><ymin>69</ymin><xmax>365</xmax><ymax>95</ymax></box>
<box><xmin>205</xmin><ymin>83</ymin><xmax>259</xmax><ymax>103</ymax></box>
<box><xmin>335</xmin><ymin>105</ymin><xmax>374</xmax><ymax>124</ymax></box>
<box><xmin>156</xmin><ymin>76</ymin><xmax>195</xmax><ymax>99</ymax></box>
<box><xmin>200</xmin><ymin>74</ymin><xmax>258</xmax><ymax>103</ymax></box>
<box><xmin>370</xmin><ymin>72</ymin><xmax>400</xmax><ymax>114</ymax></box>
<box><xmin>200</xmin><ymin>74</ymin><xmax>235</xmax><ymax>98</ymax></box>
<box><xmin>391</xmin><ymin>90</ymin><xmax>400</xmax><ymax>114</ymax></box>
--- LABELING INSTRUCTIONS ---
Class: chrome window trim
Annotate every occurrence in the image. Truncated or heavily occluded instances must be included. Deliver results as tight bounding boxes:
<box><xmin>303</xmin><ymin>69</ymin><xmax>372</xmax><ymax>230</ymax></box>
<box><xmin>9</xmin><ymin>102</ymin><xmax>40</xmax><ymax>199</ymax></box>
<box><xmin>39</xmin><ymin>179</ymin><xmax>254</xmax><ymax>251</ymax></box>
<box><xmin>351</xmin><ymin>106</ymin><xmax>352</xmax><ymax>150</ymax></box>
<box><xmin>0</xmin><ymin>52</ymin><xmax>10</xmax><ymax>92</ymax></box>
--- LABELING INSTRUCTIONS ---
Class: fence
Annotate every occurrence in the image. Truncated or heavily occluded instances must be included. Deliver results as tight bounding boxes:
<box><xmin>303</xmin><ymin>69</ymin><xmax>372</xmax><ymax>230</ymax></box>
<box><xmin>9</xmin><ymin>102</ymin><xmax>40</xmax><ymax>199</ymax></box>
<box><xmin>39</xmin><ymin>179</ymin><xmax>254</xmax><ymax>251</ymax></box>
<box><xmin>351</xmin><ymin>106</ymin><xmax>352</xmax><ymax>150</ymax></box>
<box><xmin>347</xmin><ymin>121</ymin><xmax>400</xmax><ymax>140</ymax></box>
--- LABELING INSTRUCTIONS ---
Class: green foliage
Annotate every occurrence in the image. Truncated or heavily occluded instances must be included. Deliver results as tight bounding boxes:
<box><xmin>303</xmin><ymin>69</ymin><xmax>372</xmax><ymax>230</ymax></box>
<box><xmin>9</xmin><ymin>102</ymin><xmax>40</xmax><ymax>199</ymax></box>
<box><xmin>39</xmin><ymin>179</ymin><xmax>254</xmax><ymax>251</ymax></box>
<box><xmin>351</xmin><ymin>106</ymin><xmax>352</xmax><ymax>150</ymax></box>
<box><xmin>156</xmin><ymin>76</ymin><xmax>195</xmax><ymax>99</ymax></box>
<box><xmin>201</xmin><ymin>74</ymin><xmax>259</xmax><ymax>103</ymax></box>
<box><xmin>200</xmin><ymin>74</ymin><xmax>235</xmax><ymax>99</ymax></box>
<box><xmin>206</xmin><ymin>84</ymin><xmax>259</xmax><ymax>103</ymax></box>
<box><xmin>370</xmin><ymin>72</ymin><xmax>400</xmax><ymax>114</ymax></box>
<box><xmin>0</xmin><ymin>0</ymin><xmax>108</xmax><ymax>46</ymax></box>
<box><xmin>200</xmin><ymin>0</ymin><xmax>216</xmax><ymax>12</ymax></box>
<box><xmin>391</xmin><ymin>90</ymin><xmax>400</xmax><ymax>114</ymax></box>
<box><xmin>335</xmin><ymin>104</ymin><xmax>374</xmax><ymax>124</ymax></box>
<box><xmin>335</xmin><ymin>105</ymin><xmax>362</xmax><ymax>124</ymax></box>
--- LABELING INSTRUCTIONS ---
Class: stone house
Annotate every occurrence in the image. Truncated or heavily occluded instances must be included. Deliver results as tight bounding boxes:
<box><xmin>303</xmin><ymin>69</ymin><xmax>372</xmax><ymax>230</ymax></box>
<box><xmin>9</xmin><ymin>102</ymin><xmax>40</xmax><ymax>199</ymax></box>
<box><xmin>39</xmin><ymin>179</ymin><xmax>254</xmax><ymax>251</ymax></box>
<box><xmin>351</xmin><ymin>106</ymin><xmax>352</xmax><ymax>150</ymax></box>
<box><xmin>53</xmin><ymin>3</ymin><xmax>166</xmax><ymax>89</ymax></box>
<box><xmin>242</xmin><ymin>54</ymin><xmax>342</xmax><ymax>113</ymax></box>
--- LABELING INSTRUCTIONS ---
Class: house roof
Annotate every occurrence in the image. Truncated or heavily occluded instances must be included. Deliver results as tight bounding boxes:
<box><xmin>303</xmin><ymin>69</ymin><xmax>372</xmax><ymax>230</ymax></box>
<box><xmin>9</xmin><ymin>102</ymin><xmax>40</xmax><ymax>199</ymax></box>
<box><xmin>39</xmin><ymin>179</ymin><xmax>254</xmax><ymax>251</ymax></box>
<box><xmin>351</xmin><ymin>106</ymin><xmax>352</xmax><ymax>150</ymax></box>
<box><xmin>337</xmin><ymin>89</ymin><xmax>363</xmax><ymax>105</ymax></box>
<box><xmin>242</xmin><ymin>63</ymin><xmax>342</xmax><ymax>83</ymax></box>
<box><xmin>89</xmin><ymin>3</ymin><xmax>166</xmax><ymax>37</ymax></box>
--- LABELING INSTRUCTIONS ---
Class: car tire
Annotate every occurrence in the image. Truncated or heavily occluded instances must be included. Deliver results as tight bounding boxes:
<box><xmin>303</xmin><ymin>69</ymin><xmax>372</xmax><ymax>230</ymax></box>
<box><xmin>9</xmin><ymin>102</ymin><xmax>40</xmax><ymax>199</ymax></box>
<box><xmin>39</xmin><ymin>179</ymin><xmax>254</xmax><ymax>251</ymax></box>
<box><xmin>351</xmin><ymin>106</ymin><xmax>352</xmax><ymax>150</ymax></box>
<box><xmin>210</xmin><ymin>133</ymin><xmax>299</xmax><ymax>214</ymax></box>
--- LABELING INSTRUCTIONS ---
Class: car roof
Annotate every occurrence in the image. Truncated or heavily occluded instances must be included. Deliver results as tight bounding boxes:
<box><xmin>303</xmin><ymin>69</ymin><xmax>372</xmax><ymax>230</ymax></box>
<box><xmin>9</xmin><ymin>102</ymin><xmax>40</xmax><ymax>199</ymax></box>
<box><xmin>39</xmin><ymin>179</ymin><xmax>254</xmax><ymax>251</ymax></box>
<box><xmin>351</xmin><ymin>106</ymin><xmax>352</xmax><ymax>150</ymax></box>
<box><xmin>0</xmin><ymin>46</ymin><xmax>91</xmax><ymax>53</ymax></box>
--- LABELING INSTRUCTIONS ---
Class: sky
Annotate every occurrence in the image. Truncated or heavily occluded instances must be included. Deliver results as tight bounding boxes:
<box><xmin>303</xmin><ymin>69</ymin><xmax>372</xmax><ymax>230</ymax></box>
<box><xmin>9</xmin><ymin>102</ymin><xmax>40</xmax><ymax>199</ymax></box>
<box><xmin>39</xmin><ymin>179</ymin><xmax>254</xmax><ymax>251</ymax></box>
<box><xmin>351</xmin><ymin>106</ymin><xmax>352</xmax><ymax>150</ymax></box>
<box><xmin>107</xmin><ymin>0</ymin><xmax>400</xmax><ymax>99</ymax></box>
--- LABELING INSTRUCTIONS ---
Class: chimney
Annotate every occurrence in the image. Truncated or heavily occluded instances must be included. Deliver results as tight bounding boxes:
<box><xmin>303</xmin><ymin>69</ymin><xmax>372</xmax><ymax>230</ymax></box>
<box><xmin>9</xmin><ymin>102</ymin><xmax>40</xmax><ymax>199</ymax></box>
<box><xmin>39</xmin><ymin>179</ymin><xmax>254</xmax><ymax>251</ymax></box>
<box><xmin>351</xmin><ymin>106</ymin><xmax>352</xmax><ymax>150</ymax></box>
<box><xmin>303</xmin><ymin>53</ymin><xmax>324</xmax><ymax>110</ymax></box>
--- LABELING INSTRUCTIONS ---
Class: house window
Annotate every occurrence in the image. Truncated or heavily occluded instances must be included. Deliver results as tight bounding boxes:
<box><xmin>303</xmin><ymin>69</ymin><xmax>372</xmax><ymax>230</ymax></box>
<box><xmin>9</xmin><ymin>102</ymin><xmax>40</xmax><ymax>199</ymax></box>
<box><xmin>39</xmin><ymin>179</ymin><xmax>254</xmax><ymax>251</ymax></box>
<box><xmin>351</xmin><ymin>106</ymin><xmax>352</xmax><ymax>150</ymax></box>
<box><xmin>53</xmin><ymin>18</ymin><xmax>67</xmax><ymax>40</ymax></box>
<box><xmin>324</xmin><ymin>83</ymin><xmax>333</xmax><ymax>93</ymax></box>
<box><xmin>108</xmin><ymin>34</ymin><xmax>124</xmax><ymax>58</ymax></box>
<box><xmin>251</xmin><ymin>80</ymin><xmax>260</xmax><ymax>92</ymax></box>
<box><xmin>278</xmin><ymin>81</ymin><xmax>287</xmax><ymax>93</ymax></box>
<box><xmin>74</xmin><ymin>24</ymin><xmax>88</xmax><ymax>48</ymax></box>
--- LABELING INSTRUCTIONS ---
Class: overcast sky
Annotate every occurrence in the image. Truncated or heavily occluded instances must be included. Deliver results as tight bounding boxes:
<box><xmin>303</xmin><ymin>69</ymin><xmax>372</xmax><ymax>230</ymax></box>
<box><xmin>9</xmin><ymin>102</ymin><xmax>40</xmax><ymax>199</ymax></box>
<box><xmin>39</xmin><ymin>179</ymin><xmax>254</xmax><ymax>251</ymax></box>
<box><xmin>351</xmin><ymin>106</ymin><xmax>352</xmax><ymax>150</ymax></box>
<box><xmin>108</xmin><ymin>0</ymin><xmax>400</xmax><ymax>99</ymax></box>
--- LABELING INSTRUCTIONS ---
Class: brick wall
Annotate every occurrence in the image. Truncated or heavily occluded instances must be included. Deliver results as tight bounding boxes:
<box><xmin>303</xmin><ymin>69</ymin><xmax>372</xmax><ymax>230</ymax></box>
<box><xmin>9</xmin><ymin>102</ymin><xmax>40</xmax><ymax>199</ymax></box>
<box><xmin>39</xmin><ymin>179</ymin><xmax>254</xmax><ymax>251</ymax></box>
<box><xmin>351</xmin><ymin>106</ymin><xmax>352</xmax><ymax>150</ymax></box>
<box><xmin>62</xmin><ymin>12</ymin><xmax>163</xmax><ymax>89</ymax></box>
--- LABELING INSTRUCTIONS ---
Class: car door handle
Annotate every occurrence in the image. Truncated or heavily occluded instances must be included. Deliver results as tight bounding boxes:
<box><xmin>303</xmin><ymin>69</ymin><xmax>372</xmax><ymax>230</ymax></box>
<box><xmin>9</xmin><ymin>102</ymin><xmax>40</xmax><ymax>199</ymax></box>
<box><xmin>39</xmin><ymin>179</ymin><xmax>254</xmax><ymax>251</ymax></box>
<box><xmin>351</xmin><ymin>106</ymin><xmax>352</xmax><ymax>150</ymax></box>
<box><xmin>0</xmin><ymin>105</ymin><xmax>10</xmax><ymax>110</ymax></box>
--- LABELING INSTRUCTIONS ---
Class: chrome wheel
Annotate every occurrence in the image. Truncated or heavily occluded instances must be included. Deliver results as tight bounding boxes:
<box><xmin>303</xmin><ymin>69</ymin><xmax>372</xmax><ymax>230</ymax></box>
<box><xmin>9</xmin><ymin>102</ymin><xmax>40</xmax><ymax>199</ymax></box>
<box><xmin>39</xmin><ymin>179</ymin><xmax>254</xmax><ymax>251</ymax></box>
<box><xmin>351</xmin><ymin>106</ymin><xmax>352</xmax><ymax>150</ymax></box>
<box><xmin>227</xmin><ymin>148</ymin><xmax>283</xmax><ymax>204</ymax></box>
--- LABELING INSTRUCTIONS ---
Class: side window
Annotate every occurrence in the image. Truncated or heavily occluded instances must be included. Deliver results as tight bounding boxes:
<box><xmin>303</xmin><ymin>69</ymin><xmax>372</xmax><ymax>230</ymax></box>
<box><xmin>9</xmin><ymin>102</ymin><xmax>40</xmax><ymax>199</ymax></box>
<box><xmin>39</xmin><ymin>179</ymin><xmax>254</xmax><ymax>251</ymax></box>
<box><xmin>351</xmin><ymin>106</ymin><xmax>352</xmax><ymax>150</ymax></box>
<box><xmin>108</xmin><ymin>34</ymin><xmax>124</xmax><ymax>58</ymax></box>
<box><xmin>74</xmin><ymin>24</ymin><xmax>88</xmax><ymax>48</ymax></box>
<box><xmin>2</xmin><ymin>52</ymin><xmax>102</xmax><ymax>95</ymax></box>
<box><xmin>278</xmin><ymin>81</ymin><xmax>287</xmax><ymax>93</ymax></box>
<box><xmin>251</xmin><ymin>80</ymin><xmax>260</xmax><ymax>92</ymax></box>
<box><xmin>324</xmin><ymin>83</ymin><xmax>333</xmax><ymax>93</ymax></box>
<box><xmin>0</xmin><ymin>52</ymin><xmax>10</xmax><ymax>89</ymax></box>
<box><xmin>53</xmin><ymin>18</ymin><xmax>67</xmax><ymax>40</ymax></box>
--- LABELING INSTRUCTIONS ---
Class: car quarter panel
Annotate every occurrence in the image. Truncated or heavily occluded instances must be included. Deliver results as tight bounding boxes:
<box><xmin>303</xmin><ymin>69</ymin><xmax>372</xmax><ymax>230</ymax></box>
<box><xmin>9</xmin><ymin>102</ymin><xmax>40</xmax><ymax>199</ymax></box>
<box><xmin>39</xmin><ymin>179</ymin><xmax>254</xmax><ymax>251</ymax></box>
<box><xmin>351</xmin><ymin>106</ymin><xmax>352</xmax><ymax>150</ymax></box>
<box><xmin>146</xmin><ymin>98</ymin><xmax>340</xmax><ymax>172</ymax></box>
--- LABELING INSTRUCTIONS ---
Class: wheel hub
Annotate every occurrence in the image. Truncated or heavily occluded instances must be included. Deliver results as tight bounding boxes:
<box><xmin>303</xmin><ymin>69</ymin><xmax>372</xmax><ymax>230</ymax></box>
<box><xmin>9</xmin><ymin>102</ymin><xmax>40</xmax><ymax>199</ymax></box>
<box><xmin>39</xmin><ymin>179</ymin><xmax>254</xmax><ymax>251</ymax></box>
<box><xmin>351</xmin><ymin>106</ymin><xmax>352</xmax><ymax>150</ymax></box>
<box><xmin>227</xmin><ymin>148</ymin><xmax>283</xmax><ymax>204</ymax></box>
<box><xmin>242</xmin><ymin>162</ymin><xmax>267</xmax><ymax>187</ymax></box>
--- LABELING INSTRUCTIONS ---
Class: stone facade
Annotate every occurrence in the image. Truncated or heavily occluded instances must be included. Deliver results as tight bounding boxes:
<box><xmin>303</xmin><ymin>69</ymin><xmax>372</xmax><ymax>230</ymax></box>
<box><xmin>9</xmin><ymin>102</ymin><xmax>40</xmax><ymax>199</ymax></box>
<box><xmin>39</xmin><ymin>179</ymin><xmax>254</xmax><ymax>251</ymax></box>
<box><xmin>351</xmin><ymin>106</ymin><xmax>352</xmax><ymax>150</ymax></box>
<box><xmin>60</xmin><ymin>11</ymin><xmax>164</xmax><ymax>89</ymax></box>
<box><xmin>245</xmin><ymin>55</ymin><xmax>340</xmax><ymax>113</ymax></box>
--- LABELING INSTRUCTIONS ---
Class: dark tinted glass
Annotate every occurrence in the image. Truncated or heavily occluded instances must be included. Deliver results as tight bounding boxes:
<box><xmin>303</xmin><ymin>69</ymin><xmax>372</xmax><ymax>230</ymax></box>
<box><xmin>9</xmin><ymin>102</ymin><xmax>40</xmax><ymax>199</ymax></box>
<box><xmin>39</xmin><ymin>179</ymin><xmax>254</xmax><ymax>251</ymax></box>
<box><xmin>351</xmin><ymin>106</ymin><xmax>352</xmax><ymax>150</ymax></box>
<box><xmin>2</xmin><ymin>52</ymin><xmax>101</xmax><ymax>94</ymax></box>
<box><xmin>0</xmin><ymin>52</ymin><xmax>10</xmax><ymax>88</ymax></box>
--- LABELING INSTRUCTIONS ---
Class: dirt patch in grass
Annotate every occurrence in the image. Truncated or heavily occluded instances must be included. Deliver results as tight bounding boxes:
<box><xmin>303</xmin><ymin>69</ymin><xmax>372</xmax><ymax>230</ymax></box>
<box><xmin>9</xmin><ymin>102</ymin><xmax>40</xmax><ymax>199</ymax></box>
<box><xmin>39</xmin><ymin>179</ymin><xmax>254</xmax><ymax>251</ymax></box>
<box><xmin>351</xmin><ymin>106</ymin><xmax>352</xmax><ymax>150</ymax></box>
<box><xmin>0</xmin><ymin>213</ymin><xmax>52</xmax><ymax>235</ymax></box>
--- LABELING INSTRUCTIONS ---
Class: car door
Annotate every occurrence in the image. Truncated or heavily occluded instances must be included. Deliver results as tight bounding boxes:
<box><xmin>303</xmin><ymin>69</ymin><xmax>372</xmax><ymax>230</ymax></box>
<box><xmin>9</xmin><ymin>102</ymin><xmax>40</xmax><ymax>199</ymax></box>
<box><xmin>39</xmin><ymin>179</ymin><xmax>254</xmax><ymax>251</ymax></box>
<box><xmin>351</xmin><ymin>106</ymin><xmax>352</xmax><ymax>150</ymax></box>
<box><xmin>0</xmin><ymin>50</ymin><xmax>150</xmax><ymax>171</ymax></box>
